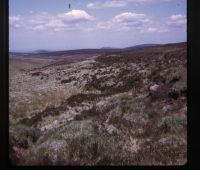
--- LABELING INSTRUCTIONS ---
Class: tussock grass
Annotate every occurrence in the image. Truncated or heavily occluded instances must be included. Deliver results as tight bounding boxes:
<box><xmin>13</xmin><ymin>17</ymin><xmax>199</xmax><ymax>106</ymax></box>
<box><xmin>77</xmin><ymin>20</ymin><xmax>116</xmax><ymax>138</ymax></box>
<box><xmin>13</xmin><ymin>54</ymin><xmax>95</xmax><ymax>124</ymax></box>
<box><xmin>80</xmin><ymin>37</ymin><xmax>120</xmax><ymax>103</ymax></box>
<box><xmin>18</xmin><ymin>120</ymin><xmax>126</xmax><ymax>165</ymax></box>
<box><xmin>158</xmin><ymin>114</ymin><xmax>187</xmax><ymax>135</ymax></box>
<box><xmin>10</xmin><ymin>88</ymin><xmax>82</xmax><ymax>120</ymax></box>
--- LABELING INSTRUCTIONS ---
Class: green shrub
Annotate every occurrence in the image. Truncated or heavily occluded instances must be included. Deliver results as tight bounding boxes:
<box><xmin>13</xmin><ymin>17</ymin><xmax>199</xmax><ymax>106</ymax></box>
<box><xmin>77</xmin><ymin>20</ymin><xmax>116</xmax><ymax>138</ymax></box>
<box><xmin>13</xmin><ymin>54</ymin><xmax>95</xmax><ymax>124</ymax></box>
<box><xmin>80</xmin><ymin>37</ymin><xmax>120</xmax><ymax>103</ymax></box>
<box><xmin>158</xmin><ymin>115</ymin><xmax>187</xmax><ymax>135</ymax></box>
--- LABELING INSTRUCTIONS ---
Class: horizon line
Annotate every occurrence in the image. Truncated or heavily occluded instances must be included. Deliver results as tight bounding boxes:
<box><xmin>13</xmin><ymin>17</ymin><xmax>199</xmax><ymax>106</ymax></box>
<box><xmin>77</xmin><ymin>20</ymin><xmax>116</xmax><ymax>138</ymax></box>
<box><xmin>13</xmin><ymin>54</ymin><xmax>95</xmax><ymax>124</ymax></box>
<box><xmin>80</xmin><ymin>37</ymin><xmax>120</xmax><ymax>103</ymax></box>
<box><xmin>9</xmin><ymin>41</ymin><xmax>187</xmax><ymax>53</ymax></box>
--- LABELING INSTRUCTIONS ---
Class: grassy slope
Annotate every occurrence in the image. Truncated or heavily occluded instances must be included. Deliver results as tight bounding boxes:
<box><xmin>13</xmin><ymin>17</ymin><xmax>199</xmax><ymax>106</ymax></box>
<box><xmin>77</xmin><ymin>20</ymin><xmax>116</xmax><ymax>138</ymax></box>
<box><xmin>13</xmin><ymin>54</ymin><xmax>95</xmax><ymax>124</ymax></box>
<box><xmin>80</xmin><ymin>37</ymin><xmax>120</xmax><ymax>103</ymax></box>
<box><xmin>9</xmin><ymin>42</ymin><xmax>187</xmax><ymax>165</ymax></box>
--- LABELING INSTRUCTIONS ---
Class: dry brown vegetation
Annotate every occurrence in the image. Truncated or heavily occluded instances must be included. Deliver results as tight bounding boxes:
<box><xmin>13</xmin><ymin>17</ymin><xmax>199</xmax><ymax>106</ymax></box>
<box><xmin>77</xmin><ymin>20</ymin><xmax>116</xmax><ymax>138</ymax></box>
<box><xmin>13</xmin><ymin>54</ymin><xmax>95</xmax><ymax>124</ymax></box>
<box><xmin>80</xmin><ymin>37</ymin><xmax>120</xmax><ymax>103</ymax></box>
<box><xmin>9</xmin><ymin>42</ymin><xmax>187</xmax><ymax>165</ymax></box>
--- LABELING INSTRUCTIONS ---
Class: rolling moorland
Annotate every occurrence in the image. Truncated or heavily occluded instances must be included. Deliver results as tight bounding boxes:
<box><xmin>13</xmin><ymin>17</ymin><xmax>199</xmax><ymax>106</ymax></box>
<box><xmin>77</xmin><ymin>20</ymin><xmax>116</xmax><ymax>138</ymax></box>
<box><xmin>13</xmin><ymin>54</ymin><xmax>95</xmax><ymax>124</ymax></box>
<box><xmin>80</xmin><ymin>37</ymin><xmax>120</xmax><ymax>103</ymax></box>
<box><xmin>9</xmin><ymin>42</ymin><xmax>187</xmax><ymax>165</ymax></box>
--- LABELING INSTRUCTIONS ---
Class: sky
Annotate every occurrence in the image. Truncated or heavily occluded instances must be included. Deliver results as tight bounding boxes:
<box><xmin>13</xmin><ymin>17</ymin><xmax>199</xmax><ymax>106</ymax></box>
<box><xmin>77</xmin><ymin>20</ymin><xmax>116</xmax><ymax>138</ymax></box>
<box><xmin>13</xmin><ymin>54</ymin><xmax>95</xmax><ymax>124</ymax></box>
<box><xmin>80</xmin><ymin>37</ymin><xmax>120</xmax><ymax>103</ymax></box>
<box><xmin>9</xmin><ymin>0</ymin><xmax>187</xmax><ymax>52</ymax></box>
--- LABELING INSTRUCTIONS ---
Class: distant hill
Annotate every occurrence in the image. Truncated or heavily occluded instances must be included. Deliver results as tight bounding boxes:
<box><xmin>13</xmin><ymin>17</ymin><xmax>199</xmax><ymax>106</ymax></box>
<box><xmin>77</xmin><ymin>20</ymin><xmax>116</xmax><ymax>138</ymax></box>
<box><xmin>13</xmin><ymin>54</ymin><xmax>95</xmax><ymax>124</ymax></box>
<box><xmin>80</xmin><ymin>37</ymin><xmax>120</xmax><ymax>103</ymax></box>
<box><xmin>100</xmin><ymin>47</ymin><xmax>120</xmax><ymax>50</ymax></box>
<box><xmin>32</xmin><ymin>50</ymin><xmax>51</xmax><ymax>54</ymax></box>
<box><xmin>124</xmin><ymin>44</ymin><xmax>158</xmax><ymax>50</ymax></box>
<box><xmin>9</xmin><ymin>42</ymin><xmax>186</xmax><ymax>57</ymax></box>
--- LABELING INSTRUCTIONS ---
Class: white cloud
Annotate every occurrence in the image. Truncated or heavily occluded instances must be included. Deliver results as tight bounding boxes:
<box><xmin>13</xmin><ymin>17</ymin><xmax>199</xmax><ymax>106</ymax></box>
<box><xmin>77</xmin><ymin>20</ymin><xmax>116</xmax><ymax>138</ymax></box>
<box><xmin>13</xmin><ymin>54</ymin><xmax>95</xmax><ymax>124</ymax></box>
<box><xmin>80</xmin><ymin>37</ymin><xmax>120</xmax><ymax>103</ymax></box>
<box><xmin>9</xmin><ymin>16</ymin><xmax>23</xmax><ymax>25</ymax></box>
<box><xmin>95</xmin><ymin>11</ymin><xmax>170</xmax><ymax>33</ymax></box>
<box><xmin>95</xmin><ymin>12</ymin><xmax>151</xmax><ymax>32</ymax></box>
<box><xmin>167</xmin><ymin>14</ymin><xmax>186</xmax><ymax>27</ymax></box>
<box><xmin>87</xmin><ymin>0</ymin><xmax>159</xmax><ymax>9</ymax></box>
<box><xmin>28</xmin><ymin>12</ymin><xmax>53</xmax><ymax>25</ymax></box>
<box><xmin>96</xmin><ymin>21</ymin><xmax>116</xmax><ymax>30</ymax></box>
<box><xmin>127</xmin><ymin>0</ymin><xmax>153</xmax><ymax>3</ymax></box>
<box><xmin>87</xmin><ymin>1</ymin><xmax>127</xmax><ymax>9</ymax></box>
<box><xmin>114</xmin><ymin>12</ymin><xmax>149</xmax><ymax>23</ymax></box>
<box><xmin>10</xmin><ymin>9</ymin><xmax>178</xmax><ymax>34</ymax></box>
<box><xmin>14</xmin><ymin>24</ymin><xmax>21</xmax><ymax>28</ymax></box>
<box><xmin>124</xmin><ymin>0</ymin><xmax>183</xmax><ymax>6</ymax></box>
<box><xmin>113</xmin><ymin>12</ymin><xmax>151</xmax><ymax>30</ymax></box>
<box><xmin>146</xmin><ymin>27</ymin><xmax>157</xmax><ymax>32</ymax></box>
<box><xmin>58</xmin><ymin>10</ymin><xmax>94</xmax><ymax>22</ymax></box>
<box><xmin>141</xmin><ymin>26</ymin><xmax>168</xmax><ymax>33</ymax></box>
<box><xmin>87</xmin><ymin>0</ymin><xmax>182</xmax><ymax>9</ymax></box>
<box><xmin>128</xmin><ymin>0</ymin><xmax>180</xmax><ymax>3</ymax></box>
<box><xmin>31</xmin><ymin>25</ymin><xmax>45</xmax><ymax>30</ymax></box>
<box><xmin>96</xmin><ymin>21</ymin><xmax>131</xmax><ymax>31</ymax></box>
<box><xmin>169</xmin><ymin>14</ymin><xmax>186</xmax><ymax>21</ymax></box>
<box><xmin>45</xmin><ymin>19</ymin><xmax>66</xmax><ymax>28</ymax></box>
<box><xmin>10</xmin><ymin>10</ymin><xmax>95</xmax><ymax>32</ymax></box>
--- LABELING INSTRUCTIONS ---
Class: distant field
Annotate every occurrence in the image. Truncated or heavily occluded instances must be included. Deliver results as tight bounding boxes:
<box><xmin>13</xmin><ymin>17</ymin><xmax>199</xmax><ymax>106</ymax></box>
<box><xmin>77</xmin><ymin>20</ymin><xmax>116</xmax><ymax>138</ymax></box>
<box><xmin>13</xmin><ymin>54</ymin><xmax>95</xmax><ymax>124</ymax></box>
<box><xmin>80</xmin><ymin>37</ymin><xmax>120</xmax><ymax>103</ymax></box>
<box><xmin>9</xmin><ymin>58</ymin><xmax>54</xmax><ymax>73</ymax></box>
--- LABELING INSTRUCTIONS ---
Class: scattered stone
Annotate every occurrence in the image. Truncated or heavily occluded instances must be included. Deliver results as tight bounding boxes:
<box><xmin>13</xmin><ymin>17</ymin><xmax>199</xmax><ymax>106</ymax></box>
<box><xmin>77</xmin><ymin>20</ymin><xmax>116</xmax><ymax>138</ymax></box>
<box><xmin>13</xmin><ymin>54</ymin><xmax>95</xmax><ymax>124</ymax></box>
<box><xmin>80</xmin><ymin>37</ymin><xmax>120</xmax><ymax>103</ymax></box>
<box><xmin>162</xmin><ymin>105</ymin><xmax>172</xmax><ymax>113</ymax></box>
<box><xmin>150</xmin><ymin>84</ymin><xmax>160</xmax><ymax>92</ymax></box>
<box><xmin>104</xmin><ymin>123</ymin><xmax>121</xmax><ymax>135</ymax></box>
<box><xmin>150</xmin><ymin>85</ymin><xmax>169</xmax><ymax>101</ymax></box>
